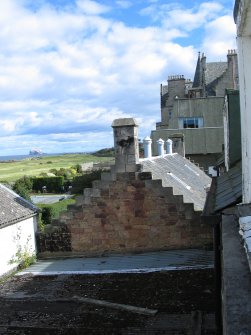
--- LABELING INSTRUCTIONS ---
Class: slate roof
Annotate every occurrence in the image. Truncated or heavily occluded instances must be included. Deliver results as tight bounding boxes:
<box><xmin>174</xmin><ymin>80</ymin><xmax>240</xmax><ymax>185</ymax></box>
<box><xmin>214</xmin><ymin>161</ymin><xmax>242</xmax><ymax>212</ymax></box>
<box><xmin>192</xmin><ymin>54</ymin><xmax>202</xmax><ymax>88</ymax></box>
<box><xmin>205</xmin><ymin>62</ymin><xmax>228</xmax><ymax>87</ymax></box>
<box><xmin>192</xmin><ymin>55</ymin><xmax>228</xmax><ymax>95</ymax></box>
<box><xmin>203</xmin><ymin>161</ymin><xmax>242</xmax><ymax>215</ymax></box>
<box><xmin>0</xmin><ymin>184</ymin><xmax>38</xmax><ymax>228</ymax></box>
<box><xmin>140</xmin><ymin>153</ymin><xmax>211</xmax><ymax>211</ymax></box>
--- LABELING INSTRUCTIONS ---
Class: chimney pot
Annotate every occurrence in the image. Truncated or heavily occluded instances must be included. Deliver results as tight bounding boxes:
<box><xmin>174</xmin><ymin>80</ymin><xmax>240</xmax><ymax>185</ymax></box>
<box><xmin>157</xmin><ymin>138</ymin><xmax>165</xmax><ymax>156</ymax></box>
<box><xmin>166</xmin><ymin>139</ymin><xmax>173</xmax><ymax>154</ymax></box>
<box><xmin>143</xmin><ymin>136</ymin><xmax>152</xmax><ymax>159</ymax></box>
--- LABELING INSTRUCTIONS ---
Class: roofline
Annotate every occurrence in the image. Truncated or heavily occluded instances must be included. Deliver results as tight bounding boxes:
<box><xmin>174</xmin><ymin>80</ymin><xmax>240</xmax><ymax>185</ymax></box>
<box><xmin>0</xmin><ymin>183</ymin><xmax>38</xmax><ymax>212</ymax></box>
<box><xmin>173</xmin><ymin>96</ymin><xmax>225</xmax><ymax>101</ymax></box>
<box><xmin>0</xmin><ymin>212</ymin><xmax>38</xmax><ymax>230</ymax></box>
<box><xmin>234</xmin><ymin>0</ymin><xmax>241</xmax><ymax>23</ymax></box>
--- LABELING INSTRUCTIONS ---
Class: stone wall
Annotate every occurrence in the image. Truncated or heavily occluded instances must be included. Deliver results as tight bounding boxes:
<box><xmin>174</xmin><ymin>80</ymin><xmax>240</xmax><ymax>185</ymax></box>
<box><xmin>37</xmin><ymin>170</ymin><xmax>212</xmax><ymax>257</ymax></box>
<box><xmin>36</xmin><ymin>224</ymin><xmax>71</xmax><ymax>255</ymax></box>
<box><xmin>186</xmin><ymin>153</ymin><xmax>221</xmax><ymax>173</ymax></box>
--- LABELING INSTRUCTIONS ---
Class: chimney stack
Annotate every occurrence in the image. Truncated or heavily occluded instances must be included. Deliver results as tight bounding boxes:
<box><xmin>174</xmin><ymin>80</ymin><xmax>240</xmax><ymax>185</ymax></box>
<box><xmin>168</xmin><ymin>134</ymin><xmax>185</xmax><ymax>156</ymax></box>
<box><xmin>112</xmin><ymin>118</ymin><xmax>139</xmax><ymax>173</ymax></box>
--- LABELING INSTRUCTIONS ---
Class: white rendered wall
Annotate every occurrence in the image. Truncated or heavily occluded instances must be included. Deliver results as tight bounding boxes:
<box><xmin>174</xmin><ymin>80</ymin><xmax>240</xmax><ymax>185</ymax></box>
<box><xmin>237</xmin><ymin>35</ymin><xmax>251</xmax><ymax>203</ymax></box>
<box><xmin>0</xmin><ymin>216</ymin><xmax>37</xmax><ymax>277</ymax></box>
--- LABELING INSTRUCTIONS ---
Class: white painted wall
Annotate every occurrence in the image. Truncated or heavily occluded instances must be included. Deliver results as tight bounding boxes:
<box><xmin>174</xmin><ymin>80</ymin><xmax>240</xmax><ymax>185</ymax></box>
<box><xmin>237</xmin><ymin>35</ymin><xmax>251</xmax><ymax>203</ymax></box>
<box><xmin>0</xmin><ymin>216</ymin><xmax>37</xmax><ymax>277</ymax></box>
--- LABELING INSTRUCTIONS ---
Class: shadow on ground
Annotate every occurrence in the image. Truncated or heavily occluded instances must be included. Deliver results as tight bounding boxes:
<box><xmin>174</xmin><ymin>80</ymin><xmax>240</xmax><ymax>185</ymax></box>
<box><xmin>0</xmin><ymin>269</ymin><xmax>216</xmax><ymax>334</ymax></box>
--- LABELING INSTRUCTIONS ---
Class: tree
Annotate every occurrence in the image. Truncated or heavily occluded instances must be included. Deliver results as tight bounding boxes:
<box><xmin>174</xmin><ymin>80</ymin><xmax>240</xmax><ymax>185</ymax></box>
<box><xmin>13</xmin><ymin>176</ymin><xmax>33</xmax><ymax>201</ymax></box>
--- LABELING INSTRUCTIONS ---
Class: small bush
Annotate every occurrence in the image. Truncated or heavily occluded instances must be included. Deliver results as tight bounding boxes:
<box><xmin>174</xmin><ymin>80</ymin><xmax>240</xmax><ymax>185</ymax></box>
<box><xmin>41</xmin><ymin>206</ymin><xmax>56</xmax><ymax>225</ymax></box>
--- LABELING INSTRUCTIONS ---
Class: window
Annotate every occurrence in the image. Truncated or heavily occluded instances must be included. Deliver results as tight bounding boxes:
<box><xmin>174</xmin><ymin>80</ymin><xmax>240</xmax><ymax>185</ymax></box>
<box><xmin>178</xmin><ymin>117</ymin><xmax>204</xmax><ymax>129</ymax></box>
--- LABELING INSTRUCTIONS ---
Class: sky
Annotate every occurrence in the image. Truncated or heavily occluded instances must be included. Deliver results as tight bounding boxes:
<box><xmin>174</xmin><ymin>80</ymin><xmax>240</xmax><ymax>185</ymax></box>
<box><xmin>0</xmin><ymin>0</ymin><xmax>237</xmax><ymax>155</ymax></box>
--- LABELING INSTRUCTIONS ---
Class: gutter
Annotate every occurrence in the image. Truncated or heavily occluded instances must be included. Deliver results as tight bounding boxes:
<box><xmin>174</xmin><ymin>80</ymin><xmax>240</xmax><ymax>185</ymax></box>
<box><xmin>0</xmin><ymin>212</ymin><xmax>38</xmax><ymax>230</ymax></box>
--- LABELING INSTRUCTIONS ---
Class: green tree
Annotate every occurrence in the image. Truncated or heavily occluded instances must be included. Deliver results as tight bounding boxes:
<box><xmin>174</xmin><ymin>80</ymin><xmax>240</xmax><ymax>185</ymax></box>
<box><xmin>13</xmin><ymin>176</ymin><xmax>33</xmax><ymax>201</ymax></box>
<box><xmin>74</xmin><ymin>164</ymin><xmax>82</xmax><ymax>173</ymax></box>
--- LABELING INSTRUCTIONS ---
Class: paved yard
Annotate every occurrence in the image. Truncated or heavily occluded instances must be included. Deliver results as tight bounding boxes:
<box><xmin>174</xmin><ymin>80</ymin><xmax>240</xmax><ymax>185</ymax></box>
<box><xmin>19</xmin><ymin>249</ymin><xmax>214</xmax><ymax>275</ymax></box>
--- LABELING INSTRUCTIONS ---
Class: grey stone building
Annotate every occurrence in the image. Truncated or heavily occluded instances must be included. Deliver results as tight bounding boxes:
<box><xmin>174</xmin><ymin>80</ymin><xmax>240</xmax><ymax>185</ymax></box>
<box><xmin>151</xmin><ymin>50</ymin><xmax>239</xmax><ymax>173</ymax></box>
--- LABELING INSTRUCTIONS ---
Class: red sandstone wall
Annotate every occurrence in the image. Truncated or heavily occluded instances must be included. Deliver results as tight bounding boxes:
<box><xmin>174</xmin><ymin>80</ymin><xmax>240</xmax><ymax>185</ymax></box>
<box><xmin>59</xmin><ymin>172</ymin><xmax>212</xmax><ymax>255</ymax></box>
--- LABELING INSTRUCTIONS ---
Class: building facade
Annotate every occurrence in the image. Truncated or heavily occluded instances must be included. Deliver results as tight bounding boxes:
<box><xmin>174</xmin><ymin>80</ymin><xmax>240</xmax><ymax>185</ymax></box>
<box><xmin>0</xmin><ymin>184</ymin><xmax>38</xmax><ymax>277</ymax></box>
<box><xmin>151</xmin><ymin>51</ymin><xmax>238</xmax><ymax>173</ymax></box>
<box><xmin>235</xmin><ymin>0</ymin><xmax>251</xmax><ymax>204</ymax></box>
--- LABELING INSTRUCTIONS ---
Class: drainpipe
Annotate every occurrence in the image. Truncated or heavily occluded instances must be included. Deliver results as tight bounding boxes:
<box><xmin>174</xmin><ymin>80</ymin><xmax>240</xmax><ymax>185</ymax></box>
<box><xmin>143</xmin><ymin>136</ymin><xmax>152</xmax><ymax>159</ymax></box>
<box><xmin>157</xmin><ymin>138</ymin><xmax>165</xmax><ymax>156</ymax></box>
<box><xmin>166</xmin><ymin>139</ymin><xmax>173</xmax><ymax>154</ymax></box>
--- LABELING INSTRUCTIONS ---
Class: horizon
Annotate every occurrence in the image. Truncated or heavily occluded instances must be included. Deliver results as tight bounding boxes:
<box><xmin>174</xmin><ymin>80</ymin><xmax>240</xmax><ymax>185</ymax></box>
<box><xmin>0</xmin><ymin>0</ymin><xmax>236</xmax><ymax>156</ymax></box>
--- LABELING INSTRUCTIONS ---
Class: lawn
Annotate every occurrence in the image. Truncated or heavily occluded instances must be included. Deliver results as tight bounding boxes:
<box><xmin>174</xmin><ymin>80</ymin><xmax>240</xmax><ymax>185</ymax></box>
<box><xmin>0</xmin><ymin>154</ymin><xmax>114</xmax><ymax>183</ymax></box>
<box><xmin>37</xmin><ymin>197</ymin><xmax>76</xmax><ymax>220</ymax></box>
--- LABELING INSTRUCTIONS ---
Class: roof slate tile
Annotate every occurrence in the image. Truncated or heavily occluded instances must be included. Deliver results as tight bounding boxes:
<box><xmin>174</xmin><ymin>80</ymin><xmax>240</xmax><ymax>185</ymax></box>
<box><xmin>0</xmin><ymin>184</ymin><xmax>38</xmax><ymax>228</ymax></box>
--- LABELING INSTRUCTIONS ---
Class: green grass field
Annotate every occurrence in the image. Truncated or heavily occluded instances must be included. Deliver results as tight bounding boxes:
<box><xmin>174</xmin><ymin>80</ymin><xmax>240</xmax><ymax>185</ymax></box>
<box><xmin>0</xmin><ymin>154</ymin><xmax>113</xmax><ymax>182</ymax></box>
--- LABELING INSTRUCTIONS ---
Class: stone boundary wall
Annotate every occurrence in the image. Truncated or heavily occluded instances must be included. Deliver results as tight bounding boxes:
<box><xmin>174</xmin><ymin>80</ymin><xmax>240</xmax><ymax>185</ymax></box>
<box><xmin>36</xmin><ymin>224</ymin><xmax>71</xmax><ymax>254</ymax></box>
<box><xmin>37</xmin><ymin>171</ymin><xmax>212</xmax><ymax>257</ymax></box>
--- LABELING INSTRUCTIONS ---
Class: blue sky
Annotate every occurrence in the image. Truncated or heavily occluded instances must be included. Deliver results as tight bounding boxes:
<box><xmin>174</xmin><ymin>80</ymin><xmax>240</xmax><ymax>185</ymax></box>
<box><xmin>0</xmin><ymin>0</ymin><xmax>236</xmax><ymax>155</ymax></box>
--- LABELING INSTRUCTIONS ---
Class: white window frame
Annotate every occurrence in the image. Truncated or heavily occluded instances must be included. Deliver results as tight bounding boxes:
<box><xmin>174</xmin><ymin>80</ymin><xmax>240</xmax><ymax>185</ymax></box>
<box><xmin>178</xmin><ymin>117</ymin><xmax>204</xmax><ymax>129</ymax></box>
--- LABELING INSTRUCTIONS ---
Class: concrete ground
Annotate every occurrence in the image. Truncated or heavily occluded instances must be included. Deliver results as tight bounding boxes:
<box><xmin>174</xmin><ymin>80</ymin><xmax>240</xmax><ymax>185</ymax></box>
<box><xmin>19</xmin><ymin>249</ymin><xmax>214</xmax><ymax>276</ymax></box>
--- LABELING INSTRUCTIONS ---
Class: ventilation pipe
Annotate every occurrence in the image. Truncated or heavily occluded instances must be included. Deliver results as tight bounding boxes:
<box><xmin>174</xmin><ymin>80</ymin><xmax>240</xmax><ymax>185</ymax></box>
<box><xmin>166</xmin><ymin>139</ymin><xmax>173</xmax><ymax>154</ymax></box>
<box><xmin>143</xmin><ymin>136</ymin><xmax>152</xmax><ymax>159</ymax></box>
<box><xmin>157</xmin><ymin>138</ymin><xmax>165</xmax><ymax>156</ymax></box>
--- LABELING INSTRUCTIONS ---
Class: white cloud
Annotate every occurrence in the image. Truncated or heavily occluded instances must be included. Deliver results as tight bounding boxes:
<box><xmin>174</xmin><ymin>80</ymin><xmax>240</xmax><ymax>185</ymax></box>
<box><xmin>116</xmin><ymin>1</ymin><xmax>132</xmax><ymax>9</ymax></box>
<box><xmin>166</xmin><ymin>2</ymin><xmax>224</xmax><ymax>31</ymax></box>
<box><xmin>77</xmin><ymin>0</ymin><xmax>110</xmax><ymax>15</ymax></box>
<box><xmin>0</xmin><ymin>0</ymin><xmax>237</xmax><ymax>155</ymax></box>
<box><xmin>140</xmin><ymin>1</ymin><xmax>224</xmax><ymax>31</ymax></box>
<box><xmin>202</xmin><ymin>15</ymin><xmax>237</xmax><ymax>59</ymax></box>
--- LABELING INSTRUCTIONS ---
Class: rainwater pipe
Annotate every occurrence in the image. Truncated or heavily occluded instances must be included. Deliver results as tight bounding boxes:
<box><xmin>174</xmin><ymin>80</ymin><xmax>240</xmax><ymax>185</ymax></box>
<box><xmin>143</xmin><ymin>136</ymin><xmax>152</xmax><ymax>159</ymax></box>
<box><xmin>157</xmin><ymin>138</ymin><xmax>165</xmax><ymax>156</ymax></box>
<box><xmin>166</xmin><ymin>139</ymin><xmax>173</xmax><ymax>154</ymax></box>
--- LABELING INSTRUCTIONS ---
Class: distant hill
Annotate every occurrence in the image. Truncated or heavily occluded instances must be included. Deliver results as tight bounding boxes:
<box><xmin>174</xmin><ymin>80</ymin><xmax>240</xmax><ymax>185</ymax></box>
<box><xmin>93</xmin><ymin>148</ymin><xmax>115</xmax><ymax>157</ymax></box>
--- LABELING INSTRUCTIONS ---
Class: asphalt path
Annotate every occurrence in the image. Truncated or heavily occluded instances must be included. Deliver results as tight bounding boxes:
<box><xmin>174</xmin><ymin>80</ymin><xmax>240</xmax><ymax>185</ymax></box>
<box><xmin>31</xmin><ymin>194</ymin><xmax>73</xmax><ymax>204</ymax></box>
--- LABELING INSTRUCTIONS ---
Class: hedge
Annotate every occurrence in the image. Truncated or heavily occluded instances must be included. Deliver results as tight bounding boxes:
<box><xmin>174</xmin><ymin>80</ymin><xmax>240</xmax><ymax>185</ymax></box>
<box><xmin>32</xmin><ymin>176</ymin><xmax>64</xmax><ymax>193</ymax></box>
<box><xmin>71</xmin><ymin>170</ymin><xmax>103</xmax><ymax>193</ymax></box>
